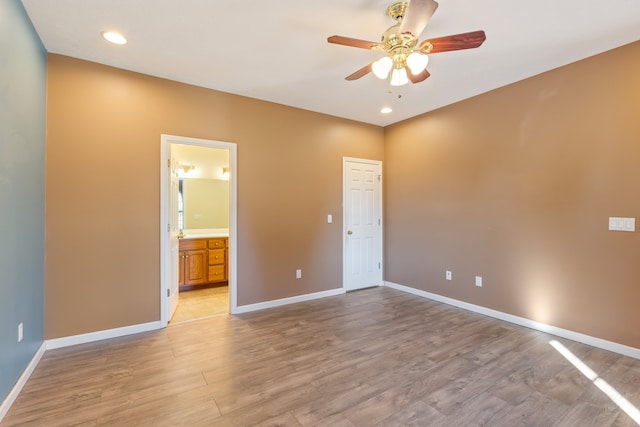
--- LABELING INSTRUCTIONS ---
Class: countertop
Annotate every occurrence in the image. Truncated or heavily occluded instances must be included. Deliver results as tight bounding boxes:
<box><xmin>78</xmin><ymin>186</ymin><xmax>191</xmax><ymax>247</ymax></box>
<box><xmin>180</xmin><ymin>228</ymin><xmax>229</xmax><ymax>239</ymax></box>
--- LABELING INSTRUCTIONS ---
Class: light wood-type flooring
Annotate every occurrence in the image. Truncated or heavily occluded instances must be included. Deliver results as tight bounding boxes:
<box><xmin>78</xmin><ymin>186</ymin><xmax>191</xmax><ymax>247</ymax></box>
<box><xmin>170</xmin><ymin>285</ymin><xmax>229</xmax><ymax>324</ymax></box>
<box><xmin>3</xmin><ymin>287</ymin><xmax>640</xmax><ymax>426</ymax></box>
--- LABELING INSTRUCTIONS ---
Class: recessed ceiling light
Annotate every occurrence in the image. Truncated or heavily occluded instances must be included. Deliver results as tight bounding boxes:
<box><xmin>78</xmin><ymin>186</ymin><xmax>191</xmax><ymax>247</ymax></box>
<box><xmin>380</xmin><ymin>107</ymin><xmax>393</xmax><ymax>114</ymax></box>
<box><xmin>101</xmin><ymin>31</ymin><xmax>127</xmax><ymax>45</ymax></box>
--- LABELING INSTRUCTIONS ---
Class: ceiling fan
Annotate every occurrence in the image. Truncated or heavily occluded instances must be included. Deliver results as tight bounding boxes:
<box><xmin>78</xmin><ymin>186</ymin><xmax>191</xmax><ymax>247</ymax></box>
<box><xmin>327</xmin><ymin>0</ymin><xmax>486</xmax><ymax>86</ymax></box>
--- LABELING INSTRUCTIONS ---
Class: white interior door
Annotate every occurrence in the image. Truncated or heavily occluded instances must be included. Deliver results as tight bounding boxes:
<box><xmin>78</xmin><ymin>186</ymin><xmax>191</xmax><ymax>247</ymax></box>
<box><xmin>343</xmin><ymin>158</ymin><xmax>383</xmax><ymax>291</ymax></box>
<box><xmin>168</xmin><ymin>148</ymin><xmax>180</xmax><ymax>319</ymax></box>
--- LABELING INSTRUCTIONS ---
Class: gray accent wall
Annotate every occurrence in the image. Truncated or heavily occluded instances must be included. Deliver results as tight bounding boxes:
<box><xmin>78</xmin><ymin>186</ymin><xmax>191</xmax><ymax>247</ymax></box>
<box><xmin>0</xmin><ymin>0</ymin><xmax>46</xmax><ymax>404</ymax></box>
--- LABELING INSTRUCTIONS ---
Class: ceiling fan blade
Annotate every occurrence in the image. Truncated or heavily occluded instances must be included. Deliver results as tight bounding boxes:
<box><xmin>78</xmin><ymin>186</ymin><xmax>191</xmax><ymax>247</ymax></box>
<box><xmin>419</xmin><ymin>30</ymin><xmax>486</xmax><ymax>54</ymax></box>
<box><xmin>398</xmin><ymin>0</ymin><xmax>439</xmax><ymax>41</ymax></box>
<box><xmin>407</xmin><ymin>67</ymin><xmax>431</xmax><ymax>84</ymax></box>
<box><xmin>345</xmin><ymin>63</ymin><xmax>373</xmax><ymax>81</ymax></box>
<box><xmin>327</xmin><ymin>35</ymin><xmax>381</xmax><ymax>50</ymax></box>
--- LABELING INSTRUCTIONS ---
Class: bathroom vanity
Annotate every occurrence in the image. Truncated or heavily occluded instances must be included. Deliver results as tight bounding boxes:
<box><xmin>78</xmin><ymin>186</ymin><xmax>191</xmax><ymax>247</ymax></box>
<box><xmin>178</xmin><ymin>230</ymin><xmax>228</xmax><ymax>290</ymax></box>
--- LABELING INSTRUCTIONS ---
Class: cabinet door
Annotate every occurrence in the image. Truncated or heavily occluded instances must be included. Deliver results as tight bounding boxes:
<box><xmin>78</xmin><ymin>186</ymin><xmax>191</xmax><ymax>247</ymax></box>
<box><xmin>178</xmin><ymin>250</ymin><xmax>186</xmax><ymax>287</ymax></box>
<box><xmin>185</xmin><ymin>249</ymin><xmax>207</xmax><ymax>285</ymax></box>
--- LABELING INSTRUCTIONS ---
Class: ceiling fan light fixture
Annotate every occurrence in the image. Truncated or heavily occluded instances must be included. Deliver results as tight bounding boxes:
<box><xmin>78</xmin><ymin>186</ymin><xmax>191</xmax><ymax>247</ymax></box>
<box><xmin>372</xmin><ymin>56</ymin><xmax>393</xmax><ymax>79</ymax></box>
<box><xmin>390</xmin><ymin>67</ymin><xmax>409</xmax><ymax>86</ymax></box>
<box><xmin>327</xmin><ymin>1</ymin><xmax>486</xmax><ymax>88</ymax></box>
<box><xmin>406</xmin><ymin>51</ymin><xmax>429</xmax><ymax>75</ymax></box>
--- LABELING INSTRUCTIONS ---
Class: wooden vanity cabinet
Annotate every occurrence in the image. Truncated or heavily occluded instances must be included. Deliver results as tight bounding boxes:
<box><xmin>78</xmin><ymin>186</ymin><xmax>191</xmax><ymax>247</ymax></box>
<box><xmin>178</xmin><ymin>239</ymin><xmax>208</xmax><ymax>288</ymax></box>
<box><xmin>179</xmin><ymin>237</ymin><xmax>228</xmax><ymax>290</ymax></box>
<box><xmin>207</xmin><ymin>238</ymin><xmax>227</xmax><ymax>283</ymax></box>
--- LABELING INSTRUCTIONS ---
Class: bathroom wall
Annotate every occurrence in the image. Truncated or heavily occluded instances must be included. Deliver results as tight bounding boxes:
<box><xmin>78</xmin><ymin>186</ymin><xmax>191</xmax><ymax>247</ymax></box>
<box><xmin>182</xmin><ymin>178</ymin><xmax>229</xmax><ymax>229</ymax></box>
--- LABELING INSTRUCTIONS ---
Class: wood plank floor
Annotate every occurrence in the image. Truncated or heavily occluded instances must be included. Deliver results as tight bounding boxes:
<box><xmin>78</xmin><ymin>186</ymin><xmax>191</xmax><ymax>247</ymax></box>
<box><xmin>3</xmin><ymin>287</ymin><xmax>640</xmax><ymax>426</ymax></box>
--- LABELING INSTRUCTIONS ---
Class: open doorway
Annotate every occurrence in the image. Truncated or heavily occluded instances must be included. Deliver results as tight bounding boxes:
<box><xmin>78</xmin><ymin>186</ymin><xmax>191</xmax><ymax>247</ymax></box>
<box><xmin>160</xmin><ymin>135</ymin><xmax>237</xmax><ymax>327</ymax></box>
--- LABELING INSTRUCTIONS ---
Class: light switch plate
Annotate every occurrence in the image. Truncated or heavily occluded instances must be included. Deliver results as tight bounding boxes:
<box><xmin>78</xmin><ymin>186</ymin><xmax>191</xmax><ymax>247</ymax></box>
<box><xmin>475</xmin><ymin>276</ymin><xmax>482</xmax><ymax>287</ymax></box>
<box><xmin>609</xmin><ymin>217</ymin><xmax>635</xmax><ymax>232</ymax></box>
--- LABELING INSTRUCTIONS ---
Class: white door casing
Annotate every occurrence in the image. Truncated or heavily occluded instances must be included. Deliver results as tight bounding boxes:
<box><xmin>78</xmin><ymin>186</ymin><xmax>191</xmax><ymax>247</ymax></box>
<box><xmin>343</xmin><ymin>157</ymin><xmax>383</xmax><ymax>291</ymax></box>
<box><xmin>168</xmin><ymin>150</ymin><xmax>180</xmax><ymax>320</ymax></box>
<box><xmin>160</xmin><ymin>134</ymin><xmax>238</xmax><ymax>327</ymax></box>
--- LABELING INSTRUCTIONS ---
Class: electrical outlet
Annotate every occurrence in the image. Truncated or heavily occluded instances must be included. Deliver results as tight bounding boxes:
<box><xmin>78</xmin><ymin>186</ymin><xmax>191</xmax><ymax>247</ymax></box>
<box><xmin>296</xmin><ymin>269</ymin><xmax>302</xmax><ymax>279</ymax></box>
<box><xmin>475</xmin><ymin>276</ymin><xmax>483</xmax><ymax>287</ymax></box>
<box><xmin>18</xmin><ymin>323</ymin><xmax>23</xmax><ymax>343</ymax></box>
<box><xmin>446</xmin><ymin>270</ymin><xmax>452</xmax><ymax>281</ymax></box>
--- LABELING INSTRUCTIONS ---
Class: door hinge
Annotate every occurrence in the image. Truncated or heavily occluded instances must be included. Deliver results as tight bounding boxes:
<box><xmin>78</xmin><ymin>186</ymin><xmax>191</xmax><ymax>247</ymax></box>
<box><xmin>167</xmin><ymin>159</ymin><xmax>171</xmax><ymax>167</ymax></box>
<box><xmin>378</xmin><ymin>262</ymin><xmax>381</xmax><ymax>269</ymax></box>
<box><xmin>167</xmin><ymin>288</ymin><xmax>170</xmax><ymax>297</ymax></box>
<box><xmin>378</xmin><ymin>218</ymin><xmax>381</xmax><ymax>226</ymax></box>
<box><xmin>167</xmin><ymin>223</ymin><xmax>170</xmax><ymax>232</ymax></box>
<box><xmin>377</xmin><ymin>174</ymin><xmax>382</xmax><ymax>183</ymax></box>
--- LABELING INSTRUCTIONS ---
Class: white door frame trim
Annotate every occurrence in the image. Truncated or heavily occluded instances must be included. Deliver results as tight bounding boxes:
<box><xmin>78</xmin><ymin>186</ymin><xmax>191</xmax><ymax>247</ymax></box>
<box><xmin>160</xmin><ymin>134</ymin><xmax>238</xmax><ymax>327</ymax></box>
<box><xmin>342</xmin><ymin>157</ymin><xmax>383</xmax><ymax>291</ymax></box>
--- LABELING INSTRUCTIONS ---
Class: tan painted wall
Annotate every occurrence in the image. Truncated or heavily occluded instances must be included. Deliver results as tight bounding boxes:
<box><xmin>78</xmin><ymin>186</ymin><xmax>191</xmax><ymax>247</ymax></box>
<box><xmin>384</xmin><ymin>41</ymin><xmax>640</xmax><ymax>348</ymax></box>
<box><xmin>45</xmin><ymin>54</ymin><xmax>384</xmax><ymax>339</ymax></box>
<box><xmin>182</xmin><ymin>178</ymin><xmax>229</xmax><ymax>229</ymax></box>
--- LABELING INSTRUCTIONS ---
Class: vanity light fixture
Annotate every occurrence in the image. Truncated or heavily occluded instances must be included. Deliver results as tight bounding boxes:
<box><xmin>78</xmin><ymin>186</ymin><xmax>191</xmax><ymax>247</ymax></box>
<box><xmin>179</xmin><ymin>164</ymin><xmax>195</xmax><ymax>173</ymax></box>
<box><xmin>101</xmin><ymin>31</ymin><xmax>127</xmax><ymax>45</ymax></box>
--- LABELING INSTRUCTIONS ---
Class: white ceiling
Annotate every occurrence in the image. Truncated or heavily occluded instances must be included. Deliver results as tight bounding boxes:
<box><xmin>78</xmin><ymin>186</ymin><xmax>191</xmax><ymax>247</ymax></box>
<box><xmin>21</xmin><ymin>0</ymin><xmax>640</xmax><ymax>127</ymax></box>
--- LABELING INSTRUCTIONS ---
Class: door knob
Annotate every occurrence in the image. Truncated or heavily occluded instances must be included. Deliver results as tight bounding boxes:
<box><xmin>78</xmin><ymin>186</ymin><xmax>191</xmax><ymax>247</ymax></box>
<box><xmin>347</xmin><ymin>230</ymin><xmax>353</xmax><ymax>235</ymax></box>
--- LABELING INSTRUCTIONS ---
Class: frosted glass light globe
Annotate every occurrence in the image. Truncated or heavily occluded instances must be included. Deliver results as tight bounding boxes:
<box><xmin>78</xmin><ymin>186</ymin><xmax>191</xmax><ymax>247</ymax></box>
<box><xmin>406</xmin><ymin>52</ymin><xmax>429</xmax><ymax>75</ymax></box>
<box><xmin>372</xmin><ymin>56</ymin><xmax>393</xmax><ymax>79</ymax></box>
<box><xmin>390</xmin><ymin>67</ymin><xmax>409</xmax><ymax>86</ymax></box>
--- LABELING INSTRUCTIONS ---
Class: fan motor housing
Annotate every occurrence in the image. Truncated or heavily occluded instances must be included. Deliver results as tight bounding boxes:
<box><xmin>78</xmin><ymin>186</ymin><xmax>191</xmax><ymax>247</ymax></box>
<box><xmin>381</xmin><ymin>2</ymin><xmax>418</xmax><ymax>55</ymax></box>
<box><xmin>381</xmin><ymin>23</ymin><xmax>417</xmax><ymax>54</ymax></box>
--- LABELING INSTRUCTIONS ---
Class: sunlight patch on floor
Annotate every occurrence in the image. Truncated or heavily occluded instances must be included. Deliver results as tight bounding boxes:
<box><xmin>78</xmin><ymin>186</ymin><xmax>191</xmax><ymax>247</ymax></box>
<box><xmin>549</xmin><ymin>339</ymin><xmax>640</xmax><ymax>424</ymax></box>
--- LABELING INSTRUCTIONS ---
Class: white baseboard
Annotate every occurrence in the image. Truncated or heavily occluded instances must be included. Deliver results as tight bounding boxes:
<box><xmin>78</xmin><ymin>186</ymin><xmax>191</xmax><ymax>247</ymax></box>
<box><xmin>0</xmin><ymin>342</ymin><xmax>46</xmax><ymax>422</ymax></box>
<box><xmin>45</xmin><ymin>321</ymin><xmax>163</xmax><ymax>350</ymax></box>
<box><xmin>384</xmin><ymin>281</ymin><xmax>640</xmax><ymax>360</ymax></box>
<box><xmin>234</xmin><ymin>288</ymin><xmax>345</xmax><ymax>314</ymax></box>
